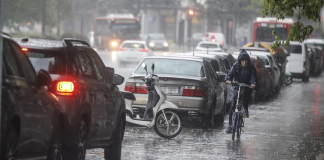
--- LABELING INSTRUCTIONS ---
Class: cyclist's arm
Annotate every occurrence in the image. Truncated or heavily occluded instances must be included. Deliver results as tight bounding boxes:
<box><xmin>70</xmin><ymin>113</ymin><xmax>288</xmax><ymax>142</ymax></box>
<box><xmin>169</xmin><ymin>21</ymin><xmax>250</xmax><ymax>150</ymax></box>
<box><xmin>225</xmin><ymin>62</ymin><xmax>237</xmax><ymax>83</ymax></box>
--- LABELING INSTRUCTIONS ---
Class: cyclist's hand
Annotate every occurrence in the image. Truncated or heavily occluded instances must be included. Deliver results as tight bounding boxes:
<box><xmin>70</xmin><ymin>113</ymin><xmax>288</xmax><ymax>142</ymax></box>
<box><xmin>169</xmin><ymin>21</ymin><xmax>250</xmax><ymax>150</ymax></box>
<box><xmin>226</xmin><ymin>80</ymin><xmax>231</xmax><ymax>84</ymax></box>
<box><xmin>251</xmin><ymin>84</ymin><xmax>256</xmax><ymax>88</ymax></box>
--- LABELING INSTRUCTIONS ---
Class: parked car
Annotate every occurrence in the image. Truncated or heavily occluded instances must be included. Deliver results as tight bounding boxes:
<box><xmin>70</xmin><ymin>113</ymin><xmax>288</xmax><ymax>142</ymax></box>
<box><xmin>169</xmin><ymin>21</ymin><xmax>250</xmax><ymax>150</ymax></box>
<box><xmin>195</xmin><ymin>41</ymin><xmax>223</xmax><ymax>52</ymax></box>
<box><xmin>203</xmin><ymin>32</ymin><xmax>227</xmax><ymax>51</ymax></box>
<box><xmin>232</xmin><ymin>54</ymin><xmax>272</xmax><ymax>101</ymax></box>
<box><xmin>304</xmin><ymin>39</ymin><xmax>324</xmax><ymax>69</ymax></box>
<box><xmin>308</xmin><ymin>47</ymin><xmax>323</xmax><ymax>76</ymax></box>
<box><xmin>15</xmin><ymin>38</ymin><xmax>126</xmax><ymax>160</ymax></box>
<box><xmin>1</xmin><ymin>33</ymin><xmax>64</xmax><ymax>160</ymax></box>
<box><xmin>118</xmin><ymin>40</ymin><xmax>153</xmax><ymax>67</ymax></box>
<box><xmin>125</xmin><ymin>56</ymin><xmax>226</xmax><ymax>126</ymax></box>
<box><xmin>147</xmin><ymin>33</ymin><xmax>169</xmax><ymax>51</ymax></box>
<box><xmin>173</xmin><ymin>53</ymin><xmax>230</xmax><ymax>108</ymax></box>
<box><xmin>283</xmin><ymin>41</ymin><xmax>310</xmax><ymax>82</ymax></box>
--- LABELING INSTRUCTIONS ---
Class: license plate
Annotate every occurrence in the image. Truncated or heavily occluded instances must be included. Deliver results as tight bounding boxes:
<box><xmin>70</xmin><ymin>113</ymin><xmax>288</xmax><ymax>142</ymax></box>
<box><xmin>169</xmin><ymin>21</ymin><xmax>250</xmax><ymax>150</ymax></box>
<box><xmin>161</xmin><ymin>87</ymin><xmax>179</xmax><ymax>95</ymax></box>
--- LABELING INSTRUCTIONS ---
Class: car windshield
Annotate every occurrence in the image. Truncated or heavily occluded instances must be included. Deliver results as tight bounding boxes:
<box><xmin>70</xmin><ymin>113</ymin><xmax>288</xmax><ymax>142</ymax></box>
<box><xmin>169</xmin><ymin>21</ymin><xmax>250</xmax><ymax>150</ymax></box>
<box><xmin>199</xmin><ymin>44</ymin><xmax>219</xmax><ymax>48</ymax></box>
<box><xmin>26</xmin><ymin>50</ymin><xmax>66</xmax><ymax>74</ymax></box>
<box><xmin>122</xmin><ymin>43</ymin><xmax>144</xmax><ymax>49</ymax></box>
<box><xmin>253</xmin><ymin>55</ymin><xmax>270</xmax><ymax>65</ymax></box>
<box><xmin>149</xmin><ymin>34</ymin><xmax>166</xmax><ymax>40</ymax></box>
<box><xmin>135</xmin><ymin>58</ymin><xmax>205</xmax><ymax>77</ymax></box>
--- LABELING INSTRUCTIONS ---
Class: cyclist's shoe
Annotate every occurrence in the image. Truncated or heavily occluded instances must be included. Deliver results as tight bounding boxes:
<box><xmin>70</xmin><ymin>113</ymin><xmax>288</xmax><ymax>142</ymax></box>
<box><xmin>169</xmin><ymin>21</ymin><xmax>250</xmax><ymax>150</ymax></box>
<box><xmin>243</xmin><ymin>110</ymin><xmax>249</xmax><ymax>118</ymax></box>
<box><xmin>225</xmin><ymin>125</ymin><xmax>232</xmax><ymax>134</ymax></box>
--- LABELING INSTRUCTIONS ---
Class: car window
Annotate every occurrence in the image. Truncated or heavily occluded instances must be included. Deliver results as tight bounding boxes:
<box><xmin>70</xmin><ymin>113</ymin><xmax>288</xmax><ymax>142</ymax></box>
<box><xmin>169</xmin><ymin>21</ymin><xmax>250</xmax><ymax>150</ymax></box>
<box><xmin>75</xmin><ymin>50</ymin><xmax>96</xmax><ymax>79</ymax></box>
<box><xmin>3</xmin><ymin>40</ymin><xmax>20</xmax><ymax>77</ymax></box>
<box><xmin>286</xmin><ymin>45</ymin><xmax>302</xmax><ymax>54</ymax></box>
<box><xmin>258</xmin><ymin>58</ymin><xmax>265</xmax><ymax>68</ymax></box>
<box><xmin>227</xmin><ymin>55</ymin><xmax>236</xmax><ymax>66</ymax></box>
<box><xmin>219</xmin><ymin>60</ymin><xmax>227</xmax><ymax>72</ymax></box>
<box><xmin>206</xmin><ymin>62</ymin><xmax>218</xmax><ymax>80</ymax></box>
<box><xmin>26</xmin><ymin>49</ymin><xmax>66</xmax><ymax>74</ymax></box>
<box><xmin>10</xmin><ymin>41</ymin><xmax>36</xmax><ymax>82</ymax></box>
<box><xmin>135</xmin><ymin>58</ymin><xmax>205</xmax><ymax>77</ymax></box>
<box><xmin>267</xmin><ymin>55</ymin><xmax>274</xmax><ymax>66</ymax></box>
<box><xmin>88</xmin><ymin>50</ymin><xmax>108</xmax><ymax>82</ymax></box>
<box><xmin>199</xmin><ymin>44</ymin><xmax>219</xmax><ymax>48</ymax></box>
<box><xmin>257</xmin><ymin>55</ymin><xmax>270</xmax><ymax>66</ymax></box>
<box><xmin>207</xmin><ymin>59</ymin><xmax>220</xmax><ymax>71</ymax></box>
<box><xmin>122</xmin><ymin>43</ymin><xmax>145</xmax><ymax>49</ymax></box>
<box><xmin>223</xmin><ymin>59</ymin><xmax>231</xmax><ymax>70</ymax></box>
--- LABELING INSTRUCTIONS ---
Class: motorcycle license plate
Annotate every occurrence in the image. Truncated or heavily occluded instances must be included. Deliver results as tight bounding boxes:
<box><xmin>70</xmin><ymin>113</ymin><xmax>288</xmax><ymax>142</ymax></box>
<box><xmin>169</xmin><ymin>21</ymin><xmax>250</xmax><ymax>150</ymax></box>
<box><xmin>161</xmin><ymin>87</ymin><xmax>179</xmax><ymax>95</ymax></box>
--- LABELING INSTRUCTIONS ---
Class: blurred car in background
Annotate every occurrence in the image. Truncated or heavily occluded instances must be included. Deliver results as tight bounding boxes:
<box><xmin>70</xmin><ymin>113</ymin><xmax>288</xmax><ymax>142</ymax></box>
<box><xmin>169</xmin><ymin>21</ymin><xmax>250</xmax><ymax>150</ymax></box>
<box><xmin>118</xmin><ymin>40</ymin><xmax>154</xmax><ymax>67</ymax></box>
<box><xmin>304</xmin><ymin>39</ymin><xmax>324</xmax><ymax>69</ymax></box>
<box><xmin>147</xmin><ymin>33</ymin><xmax>169</xmax><ymax>51</ymax></box>
<box><xmin>195</xmin><ymin>41</ymin><xmax>223</xmax><ymax>52</ymax></box>
<box><xmin>2</xmin><ymin>33</ymin><xmax>63</xmax><ymax>160</ymax></box>
<box><xmin>307</xmin><ymin>47</ymin><xmax>323</xmax><ymax>76</ymax></box>
<box><xmin>125</xmin><ymin>56</ymin><xmax>226</xmax><ymax>126</ymax></box>
<box><xmin>203</xmin><ymin>32</ymin><xmax>227</xmax><ymax>51</ymax></box>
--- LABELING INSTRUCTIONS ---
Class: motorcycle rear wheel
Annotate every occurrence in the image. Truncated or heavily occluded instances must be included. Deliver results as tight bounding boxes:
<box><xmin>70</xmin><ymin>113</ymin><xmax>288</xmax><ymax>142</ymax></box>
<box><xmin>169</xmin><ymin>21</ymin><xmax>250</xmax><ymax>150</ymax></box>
<box><xmin>154</xmin><ymin>110</ymin><xmax>182</xmax><ymax>139</ymax></box>
<box><xmin>284</xmin><ymin>76</ymin><xmax>293</xmax><ymax>85</ymax></box>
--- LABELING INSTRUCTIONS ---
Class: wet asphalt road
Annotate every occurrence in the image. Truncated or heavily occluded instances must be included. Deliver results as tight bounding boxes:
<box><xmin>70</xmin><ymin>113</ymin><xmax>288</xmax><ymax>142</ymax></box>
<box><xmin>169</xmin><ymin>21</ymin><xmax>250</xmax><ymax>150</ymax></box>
<box><xmin>86</xmin><ymin>51</ymin><xmax>324</xmax><ymax>160</ymax></box>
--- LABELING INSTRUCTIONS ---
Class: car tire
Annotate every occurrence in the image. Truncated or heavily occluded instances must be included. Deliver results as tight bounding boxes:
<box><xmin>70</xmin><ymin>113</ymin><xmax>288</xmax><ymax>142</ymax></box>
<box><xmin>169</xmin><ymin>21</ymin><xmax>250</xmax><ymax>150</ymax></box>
<box><xmin>104</xmin><ymin>117</ymin><xmax>125</xmax><ymax>160</ymax></box>
<box><xmin>62</xmin><ymin>120</ymin><xmax>87</xmax><ymax>160</ymax></box>
<box><xmin>2</xmin><ymin>124</ymin><xmax>19</xmax><ymax>160</ymax></box>
<box><xmin>47</xmin><ymin>121</ymin><xmax>63</xmax><ymax>160</ymax></box>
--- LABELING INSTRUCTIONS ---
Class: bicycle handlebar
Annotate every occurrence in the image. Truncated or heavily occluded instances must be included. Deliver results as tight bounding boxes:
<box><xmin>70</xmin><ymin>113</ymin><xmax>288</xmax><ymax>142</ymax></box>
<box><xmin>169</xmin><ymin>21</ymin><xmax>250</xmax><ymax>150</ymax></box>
<box><xmin>231</xmin><ymin>82</ymin><xmax>253</xmax><ymax>88</ymax></box>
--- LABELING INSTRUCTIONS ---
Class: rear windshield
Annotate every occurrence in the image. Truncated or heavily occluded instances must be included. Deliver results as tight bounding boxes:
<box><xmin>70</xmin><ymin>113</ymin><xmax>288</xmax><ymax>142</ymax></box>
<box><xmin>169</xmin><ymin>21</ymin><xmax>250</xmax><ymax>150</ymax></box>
<box><xmin>286</xmin><ymin>45</ymin><xmax>302</xmax><ymax>54</ymax></box>
<box><xmin>256</xmin><ymin>55</ymin><xmax>270</xmax><ymax>65</ymax></box>
<box><xmin>26</xmin><ymin>50</ymin><xmax>66</xmax><ymax>74</ymax></box>
<box><xmin>135</xmin><ymin>58</ymin><xmax>205</xmax><ymax>77</ymax></box>
<box><xmin>122</xmin><ymin>43</ymin><xmax>144</xmax><ymax>49</ymax></box>
<box><xmin>199</xmin><ymin>44</ymin><xmax>219</xmax><ymax>48</ymax></box>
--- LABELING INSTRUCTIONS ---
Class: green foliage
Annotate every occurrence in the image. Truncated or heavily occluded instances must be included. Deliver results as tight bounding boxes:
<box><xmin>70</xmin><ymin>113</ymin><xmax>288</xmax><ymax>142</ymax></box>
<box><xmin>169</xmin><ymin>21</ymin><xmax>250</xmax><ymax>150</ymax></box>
<box><xmin>261</xmin><ymin>0</ymin><xmax>324</xmax><ymax>48</ymax></box>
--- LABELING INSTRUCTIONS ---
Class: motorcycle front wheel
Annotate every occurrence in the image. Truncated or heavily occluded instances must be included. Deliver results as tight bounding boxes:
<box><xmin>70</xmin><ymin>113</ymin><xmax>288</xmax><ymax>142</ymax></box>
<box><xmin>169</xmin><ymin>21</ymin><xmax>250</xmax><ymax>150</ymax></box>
<box><xmin>154</xmin><ymin>110</ymin><xmax>182</xmax><ymax>139</ymax></box>
<box><xmin>284</xmin><ymin>76</ymin><xmax>293</xmax><ymax>85</ymax></box>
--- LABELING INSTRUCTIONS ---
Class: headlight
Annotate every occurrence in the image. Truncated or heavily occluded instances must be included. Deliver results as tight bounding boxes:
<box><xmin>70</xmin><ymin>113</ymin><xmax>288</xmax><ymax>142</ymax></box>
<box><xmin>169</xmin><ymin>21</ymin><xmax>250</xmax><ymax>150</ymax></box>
<box><xmin>111</xmin><ymin>41</ymin><xmax>118</xmax><ymax>47</ymax></box>
<box><xmin>149</xmin><ymin>42</ymin><xmax>155</xmax><ymax>47</ymax></box>
<box><xmin>163</xmin><ymin>42</ymin><xmax>168</xmax><ymax>47</ymax></box>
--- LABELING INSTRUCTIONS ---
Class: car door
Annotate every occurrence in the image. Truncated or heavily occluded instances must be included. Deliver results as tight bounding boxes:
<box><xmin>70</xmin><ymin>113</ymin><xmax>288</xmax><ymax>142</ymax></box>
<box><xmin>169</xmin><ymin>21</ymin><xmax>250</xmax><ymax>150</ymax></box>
<box><xmin>3</xmin><ymin>39</ymin><xmax>51</xmax><ymax>158</ymax></box>
<box><xmin>87</xmin><ymin>49</ymin><xmax>116</xmax><ymax>140</ymax></box>
<box><xmin>75</xmin><ymin>50</ymin><xmax>103</xmax><ymax>141</ymax></box>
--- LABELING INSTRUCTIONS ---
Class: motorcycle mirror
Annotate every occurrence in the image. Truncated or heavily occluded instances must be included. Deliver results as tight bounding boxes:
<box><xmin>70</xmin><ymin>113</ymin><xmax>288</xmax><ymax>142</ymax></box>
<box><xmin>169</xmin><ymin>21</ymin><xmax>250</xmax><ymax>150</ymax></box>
<box><xmin>141</xmin><ymin>63</ymin><xmax>148</xmax><ymax>74</ymax></box>
<box><xmin>151</xmin><ymin>63</ymin><xmax>155</xmax><ymax>74</ymax></box>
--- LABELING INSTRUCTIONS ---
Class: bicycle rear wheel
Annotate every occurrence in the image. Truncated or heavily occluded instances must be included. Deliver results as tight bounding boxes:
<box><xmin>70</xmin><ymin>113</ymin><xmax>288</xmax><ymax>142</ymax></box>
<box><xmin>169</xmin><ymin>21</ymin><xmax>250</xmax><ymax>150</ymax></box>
<box><xmin>232</xmin><ymin>114</ymin><xmax>238</xmax><ymax>141</ymax></box>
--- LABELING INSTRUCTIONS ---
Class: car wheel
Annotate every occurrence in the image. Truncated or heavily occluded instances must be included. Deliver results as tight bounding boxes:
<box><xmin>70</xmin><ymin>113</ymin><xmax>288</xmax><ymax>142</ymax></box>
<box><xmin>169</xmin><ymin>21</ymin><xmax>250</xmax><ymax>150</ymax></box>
<box><xmin>63</xmin><ymin>120</ymin><xmax>87</xmax><ymax>160</ymax></box>
<box><xmin>2</xmin><ymin>125</ymin><xmax>19</xmax><ymax>160</ymax></box>
<box><xmin>104</xmin><ymin>117</ymin><xmax>125</xmax><ymax>160</ymax></box>
<box><xmin>48</xmin><ymin>122</ymin><xmax>63</xmax><ymax>160</ymax></box>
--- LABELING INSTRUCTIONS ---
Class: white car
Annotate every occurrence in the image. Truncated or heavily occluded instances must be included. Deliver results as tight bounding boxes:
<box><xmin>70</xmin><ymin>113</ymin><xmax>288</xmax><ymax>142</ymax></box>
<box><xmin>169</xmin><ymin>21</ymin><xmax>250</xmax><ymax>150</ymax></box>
<box><xmin>118</xmin><ymin>40</ymin><xmax>154</xmax><ymax>66</ymax></box>
<box><xmin>203</xmin><ymin>32</ymin><xmax>227</xmax><ymax>51</ymax></box>
<box><xmin>195</xmin><ymin>42</ymin><xmax>223</xmax><ymax>52</ymax></box>
<box><xmin>284</xmin><ymin>41</ymin><xmax>310</xmax><ymax>82</ymax></box>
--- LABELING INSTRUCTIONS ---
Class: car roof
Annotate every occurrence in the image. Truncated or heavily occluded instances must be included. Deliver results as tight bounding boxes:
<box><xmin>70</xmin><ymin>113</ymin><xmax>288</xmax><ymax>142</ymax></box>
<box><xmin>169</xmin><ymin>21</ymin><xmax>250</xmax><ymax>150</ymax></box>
<box><xmin>154</xmin><ymin>55</ymin><xmax>204</xmax><ymax>62</ymax></box>
<box><xmin>240</xmin><ymin>47</ymin><xmax>269</xmax><ymax>52</ymax></box>
<box><xmin>173</xmin><ymin>53</ymin><xmax>221</xmax><ymax>60</ymax></box>
<box><xmin>122</xmin><ymin>40</ymin><xmax>146</xmax><ymax>44</ymax></box>
<box><xmin>233</xmin><ymin>51</ymin><xmax>271</xmax><ymax>57</ymax></box>
<box><xmin>197</xmin><ymin>41</ymin><xmax>221</xmax><ymax>45</ymax></box>
<box><xmin>304</xmin><ymin>39</ymin><xmax>324</xmax><ymax>44</ymax></box>
<box><xmin>14</xmin><ymin>38</ymin><xmax>64</xmax><ymax>48</ymax></box>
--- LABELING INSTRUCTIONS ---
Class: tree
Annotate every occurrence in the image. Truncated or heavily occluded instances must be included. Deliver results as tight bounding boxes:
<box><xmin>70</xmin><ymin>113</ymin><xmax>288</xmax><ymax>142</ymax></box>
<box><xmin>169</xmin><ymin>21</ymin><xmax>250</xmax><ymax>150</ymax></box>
<box><xmin>261</xmin><ymin>0</ymin><xmax>324</xmax><ymax>48</ymax></box>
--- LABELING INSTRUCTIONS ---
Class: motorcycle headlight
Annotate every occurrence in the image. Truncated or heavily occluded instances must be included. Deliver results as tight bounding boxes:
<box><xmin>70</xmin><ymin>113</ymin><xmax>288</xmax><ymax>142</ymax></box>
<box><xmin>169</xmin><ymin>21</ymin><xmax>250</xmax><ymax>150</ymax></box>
<box><xmin>163</xmin><ymin>42</ymin><xmax>168</xmax><ymax>47</ymax></box>
<box><xmin>149</xmin><ymin>42</ymin><xmax>155</xmax><ymax>47</ymax></box>
<box><xmin>111</xmin><ymin>41</ymin><xmax>118</xmax><ymax>47</ymax></box>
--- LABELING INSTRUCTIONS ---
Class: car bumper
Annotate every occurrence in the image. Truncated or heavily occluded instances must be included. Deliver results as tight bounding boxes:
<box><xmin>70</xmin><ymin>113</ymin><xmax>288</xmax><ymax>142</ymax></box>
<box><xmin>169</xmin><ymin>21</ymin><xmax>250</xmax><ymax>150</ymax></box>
<box><xmin>132</xmin><ymin>93</ymin><xmax>207</xmax><ymax>113</ymax></box>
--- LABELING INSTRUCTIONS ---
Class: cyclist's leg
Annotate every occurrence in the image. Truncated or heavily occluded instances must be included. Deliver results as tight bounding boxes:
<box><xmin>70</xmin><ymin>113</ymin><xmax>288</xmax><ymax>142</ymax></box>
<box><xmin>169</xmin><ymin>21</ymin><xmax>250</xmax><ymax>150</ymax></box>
<box><xmin>243</xmin><ymin>88</ymin><xmax>252</xmax><ymax>117</ymax></box>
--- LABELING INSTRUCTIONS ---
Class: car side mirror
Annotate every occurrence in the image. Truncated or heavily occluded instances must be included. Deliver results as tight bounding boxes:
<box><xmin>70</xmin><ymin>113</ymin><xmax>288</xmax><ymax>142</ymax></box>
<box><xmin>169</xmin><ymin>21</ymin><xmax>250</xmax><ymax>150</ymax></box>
<box><xmin>37</xmin><ymin>69</ymin><xmax>52</xmax><ymax>87</ymax></box>
<box><xmin>112</xmin><ymin>74</ymin><xmax>124</xmax><ymax>85</ymax></box>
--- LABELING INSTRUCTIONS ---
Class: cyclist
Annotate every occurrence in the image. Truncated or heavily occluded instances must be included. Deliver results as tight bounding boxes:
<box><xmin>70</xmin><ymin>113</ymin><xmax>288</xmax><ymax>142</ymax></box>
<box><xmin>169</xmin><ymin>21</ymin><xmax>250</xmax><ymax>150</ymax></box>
<box><xmin>225</xmin><ymin>49</ymin><xmax>257</xmax><ymax>134</ymax></box>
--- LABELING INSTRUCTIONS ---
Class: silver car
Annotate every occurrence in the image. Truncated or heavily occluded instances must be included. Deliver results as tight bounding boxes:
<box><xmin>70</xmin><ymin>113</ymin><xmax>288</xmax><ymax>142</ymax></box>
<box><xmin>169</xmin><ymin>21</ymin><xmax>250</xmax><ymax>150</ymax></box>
<box><xmin>125</xmin><ymin>56</ymin><xmax>226</xmax><ymax>126</ymax></box>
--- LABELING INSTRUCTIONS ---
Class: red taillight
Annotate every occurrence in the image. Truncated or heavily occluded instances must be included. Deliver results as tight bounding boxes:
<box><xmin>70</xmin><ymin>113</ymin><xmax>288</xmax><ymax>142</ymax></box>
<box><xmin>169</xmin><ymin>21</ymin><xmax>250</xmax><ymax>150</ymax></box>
<box><xmin>49</xmin><ymin>92</ymin><xmax>59</xmax><ymax>101</ymax></box>
<box><xmin>136</xmin><ymin>83</ymin><xmax>147</xmax><ymax>94</ymax></box>
<box><xmin>125</xmin><ymin>83</ymin><xmax>136</xmax><ymax>93</ymax></box>
<box><xmin>258</xmin><ymin>23</ymin><xmax>261</xmax><ymax>27</ymax></box>
<box><xmin>118</xmin><ymin>48</ymin><xmax>126</xmax><ymax>51</ymax></box>
<box><xmin>138</xmin><ymin>49</ymin><xmax>148</xmax><ymax>52</ymax></box>
<box><xmin>125</xmin><ymin>83</ymin><xmax>147</xmax><ymax>94</ymax></box>
<box><xmin>57</xmin><ymin>81</ymin><xmax>74</xmax><ymax>95</ymax></box>
<box><xmin>182</xmin><ymin>86</ymin><xmax>206</xmax><ymax>97</ymax></box>
<box><xmin>22</xmin><ymin>48</ymin><xmax>28</xmax><ymax>52</ymax></box>
<box><xmin>222</xmin><ymin>41</ymin><xmax>225</xmax><ymax>45</ymax></box>
<box><xmin>284</xmin><ymin>24</ymin><xmax>287</xmax><ymax>28</ymax></box>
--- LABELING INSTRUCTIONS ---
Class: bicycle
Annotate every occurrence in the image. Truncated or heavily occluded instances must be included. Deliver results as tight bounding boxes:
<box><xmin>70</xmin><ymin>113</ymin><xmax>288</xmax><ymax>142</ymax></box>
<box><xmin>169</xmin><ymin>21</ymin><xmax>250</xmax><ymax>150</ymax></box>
<box><xmin>231</xmin><ymin>82</ymin><xmax>252</xmax><ymax>141</ymax></box>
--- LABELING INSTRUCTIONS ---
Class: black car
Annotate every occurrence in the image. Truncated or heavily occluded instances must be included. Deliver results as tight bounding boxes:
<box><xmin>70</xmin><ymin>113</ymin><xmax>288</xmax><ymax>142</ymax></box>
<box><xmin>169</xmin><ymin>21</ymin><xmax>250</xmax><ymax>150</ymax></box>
<box><xmin>1</xmin><ymin>33</ymin><xmax>64</xmax><ymax>160</ymax></box>
<box><xmin>15</xmin><ymin>38</ymin><xmax>126</xmax><ymax>159</ymax></box>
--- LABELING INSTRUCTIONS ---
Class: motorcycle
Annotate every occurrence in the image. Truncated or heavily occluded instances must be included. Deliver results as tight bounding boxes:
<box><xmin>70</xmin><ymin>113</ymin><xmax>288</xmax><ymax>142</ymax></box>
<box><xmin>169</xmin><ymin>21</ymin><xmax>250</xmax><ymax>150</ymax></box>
<box><xmin>283</xmin><ymin>72</ymin><xmax>293</xmax><ymax>85</ymax></box>
<box><xmin>123</xmin><ymin>63</ymin><xmax>183</xmax><ymax>139</ymax></box>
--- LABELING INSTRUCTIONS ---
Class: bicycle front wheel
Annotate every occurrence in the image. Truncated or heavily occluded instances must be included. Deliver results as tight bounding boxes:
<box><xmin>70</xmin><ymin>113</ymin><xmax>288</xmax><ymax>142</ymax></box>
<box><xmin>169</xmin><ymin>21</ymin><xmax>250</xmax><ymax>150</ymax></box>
<box><xmin>232</xmin><ymin>114</ymin><xmax>238</xmax><ymax>141</ymax></box>
<box><xmin>237</xmin><ymin>115</ymin><xmax>242</xmax><ymax>139</ymax></box>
